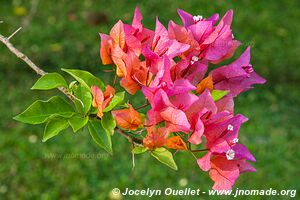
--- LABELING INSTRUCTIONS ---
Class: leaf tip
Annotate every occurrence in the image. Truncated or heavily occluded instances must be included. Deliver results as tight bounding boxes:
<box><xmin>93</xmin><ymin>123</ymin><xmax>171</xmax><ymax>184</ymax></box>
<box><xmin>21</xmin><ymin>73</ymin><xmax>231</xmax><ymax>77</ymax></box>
<box><xmin>13</xmin><ymin>115</ymin><xmax>21</xmax><ymax>122</ymax></box>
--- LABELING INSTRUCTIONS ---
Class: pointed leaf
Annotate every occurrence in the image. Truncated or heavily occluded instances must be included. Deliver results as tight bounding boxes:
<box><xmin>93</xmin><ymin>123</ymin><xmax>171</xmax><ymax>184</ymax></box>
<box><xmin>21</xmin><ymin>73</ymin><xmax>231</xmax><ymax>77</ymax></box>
<box><xmin>31</xmin><ymin>73</ymin><xmax>68</xmax><ymax>90</ymax></box>
<box><xmin>101</xmin><ymin>112</ymin><xmax>116</xmax><ymax>135</ymax></box>
<box><xmin>43</xmin><ymin>119</ymin><xmax>69</xmax><ymax>142</ymax></box>
<box><xmin>14</xmin><ymin>96</ymin><xmax>74</xmax><ymax>124</ymax></box>
<box><xmin>133</xmin><ymin>146</ymin><xmax>147</xmax><ymax>154</ymax></box>
<box><xmin>68</xmin><ymin>115</ymin><xmax>89</xmax><ymax>132</ymax></box>
<box><xmin>73</xmin><ymin>84</ymin><xmax>92</xmax><ymax>115</ymax></box>
<box><xmin>62</xmin><ymin>68</ymin><xmax>105</xmax><ymax>91</ymax></box>
<box><xmin>103</xmin><ymin>91</ymin><xmax>125</xmax><ymax>112</ymax></box>
<box><xmin>88</xmin><ymin>119</ymin><xmax>112</xmax><ymax>154</ymax></box>
<box><xmin>211</xmin><ymin>90</ymin><xmax>229</xmax><ymax>101</ymax></box>
<box><xmin>151</xmin><ymin>147</ymin><xmax>178</xmax><ymax>170</ymax></box>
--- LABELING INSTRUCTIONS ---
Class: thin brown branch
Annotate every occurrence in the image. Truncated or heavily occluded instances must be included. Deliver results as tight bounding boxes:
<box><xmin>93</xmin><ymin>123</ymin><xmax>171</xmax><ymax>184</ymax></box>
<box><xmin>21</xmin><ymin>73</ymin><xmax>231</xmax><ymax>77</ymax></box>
<box><xmin>7</xmin><ymin>27</ymin><xmax>22</xmax><ymax>40</ymax></box>
<box><xmin>131</xmin><ymin>143</ymin><xmax>135</xmax><ymax>169</ymax></box>
<box><xmin>115</xmin><ymin>128</ymin><xmax>144</xmax><ymax>147</ymax></box>
<box><xmin>190</xmin><ymin>148</ymin><xmax>209</xmax><ymax>152</ymax></box>
<box><xmin>58</xmin><ymin>86</ymin><xmax>76</xmax><ymax>101</ymax></box>
<box><xmin>187</xmin><ymin>141</ymin><xmax>191</xmax><ymax>150</ymax></box>
<box><xmin>173</xmin><ymin>150</ymin><xmax>179</xmax><ymax>156</ymax></box>
<box><xmin>103</xmin><ymin>69</ymin><xmax>114</xmax><ymax>72</ymax></box>
<box><xmin>135</xmin><ymin>102</ymin><xmax>150</xmax><ymax>110</ymax></box>
<box><xmin>189</xmin><ymin>151</ymin><xmax>198</xmax><ymax>160</ymax></box>
<box><xmin>112</xmin><ymin>73</ymin><xmax>117</xmax><ymax>87</ymax></box>
<box><xmin>0</xmin><ymin>31</ymin><xmax>75</xmax><ymax>101</ymax></box>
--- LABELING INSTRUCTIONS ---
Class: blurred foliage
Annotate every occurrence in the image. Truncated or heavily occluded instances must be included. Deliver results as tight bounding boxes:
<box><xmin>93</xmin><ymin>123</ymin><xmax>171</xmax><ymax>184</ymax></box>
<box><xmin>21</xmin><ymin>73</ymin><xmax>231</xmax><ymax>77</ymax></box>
<box><xmin>0</xmin><ymin>0</ymin><xmax>299</xmax><ymax>199</ymax></box>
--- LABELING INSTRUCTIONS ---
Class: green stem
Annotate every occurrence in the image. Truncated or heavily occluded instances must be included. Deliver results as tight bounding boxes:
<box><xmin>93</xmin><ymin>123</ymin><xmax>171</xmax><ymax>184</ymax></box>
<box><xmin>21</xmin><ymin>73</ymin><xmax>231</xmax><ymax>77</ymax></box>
<box><xmin>190</xmin><ymin>148</ymin><xmax>209</xmax><ymax>152</ymax></box>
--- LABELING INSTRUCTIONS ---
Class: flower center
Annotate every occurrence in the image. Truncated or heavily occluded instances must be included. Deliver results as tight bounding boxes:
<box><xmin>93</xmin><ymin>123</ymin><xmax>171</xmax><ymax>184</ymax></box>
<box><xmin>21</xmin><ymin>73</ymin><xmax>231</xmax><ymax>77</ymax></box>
<box><xmin>229</xmin><ymin>138</ymin><xmax>239</xmax><ymax>146</ymax></box>
<box><xmin>226</xmin><ymin>149</ymin><xmax>235</xmax><ymax>160</ymax></box>
<box><xmin>242</xmin><ymin>64</ymin><xmax>254</xmax><ymax>75</ymax></box>
<box><xmin>190</xmin><ymin>56</ymin><xmax>199</xmax><ymax>65</ymax></box>
<box><xmin>232</xmin><ymin>138</ymin><xmax>239</xmax><ymax>144</ymax></box>
<box><xmin>193</xmin><ymin>15</ymin><xmax>203</xmax><ymax>23</ymax></box>
<box><xmin>161</xmin><ymin>81</ymin><xmax>167</xmax><ymax>88</ymax></box>
<box><xmin>227</xmin><ymin>124</ymin><xmax>234</xmax><ymax>131</ymax></box>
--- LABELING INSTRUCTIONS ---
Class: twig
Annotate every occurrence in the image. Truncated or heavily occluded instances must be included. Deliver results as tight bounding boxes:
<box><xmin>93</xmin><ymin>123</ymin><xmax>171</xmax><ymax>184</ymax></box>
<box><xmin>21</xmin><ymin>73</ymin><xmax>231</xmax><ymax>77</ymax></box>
<box><xmin>135</xmin><ymin>102</ymin><xmax>150</xmax><ymax>110</ymax></box>
<box><xmin>116</xmin><ymin>128</ymin><xmax>144</xmax><ymax>147</ymax></box>
<box><xmin>103</xmin><ymin>69</ymin><xmax>114</xmax><ymax>72</ymax></box>
<box><xmin>131</xmin><ymin>143</ymin><xmax>135</xmax><ymax>169</ymax></box>
<box><xmin>174</xmin><ymin>132</ymin><xmax>188</xmax><ymax>143</ymax></box>
<box><xmin>112</xmin><ymin>73</ymin><xmax>117</xmax><ymax>87</ymax></box>
<box><xmin>189</xmin><ymin>151</ymin><xmax>198</xmax><ymax>160</ymax></box>
<box><xmin>7</xmin><ymin>27</ymin><xmax>22</xmax><ymax>40</ymax></box>
<box><xmin>190</xmin><ymin>148</ymin><xmax>208</xmax><ymax>152</ymax></box>
<box><xmin>58</xmin><ymin>87</ymin><xmax>76</xmax><ymax>101</ymax></box>
<box><xmin>173</xmin><ymin>150</ymin><xmax>179</xmax><ymax>156</ymax></box>
<box><xmin>188</xmin><ymin>141</ymin><xmax>191</xmax><ymax>150</ymax></box>
<box><xmin>0</xmin><ymin>30</ymin><xmax>76</xmax><ymax>101</ymax></box>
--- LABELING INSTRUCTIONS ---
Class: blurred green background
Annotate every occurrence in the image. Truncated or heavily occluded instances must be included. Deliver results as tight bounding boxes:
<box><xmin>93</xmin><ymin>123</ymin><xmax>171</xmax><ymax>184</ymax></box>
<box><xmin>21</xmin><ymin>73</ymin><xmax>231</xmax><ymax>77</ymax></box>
<box><xmin>0</xmin><ymin>0</ymin><xmax>299</xmax><ymax>199</ymax></box>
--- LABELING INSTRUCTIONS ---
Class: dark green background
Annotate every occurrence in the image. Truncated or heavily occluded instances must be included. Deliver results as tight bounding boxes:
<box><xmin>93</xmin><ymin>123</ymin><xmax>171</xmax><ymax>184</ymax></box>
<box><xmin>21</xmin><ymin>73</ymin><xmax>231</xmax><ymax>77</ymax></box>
<box><xmin>0</xmin><ymin>0</ymin><xmax>299</xmax><ymax>199</ymax></box>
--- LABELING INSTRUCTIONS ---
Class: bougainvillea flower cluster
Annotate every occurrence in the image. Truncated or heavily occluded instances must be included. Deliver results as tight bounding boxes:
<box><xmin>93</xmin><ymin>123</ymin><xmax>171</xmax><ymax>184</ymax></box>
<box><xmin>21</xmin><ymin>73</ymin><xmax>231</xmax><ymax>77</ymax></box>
<box><xmin>97</xmin><ymin>7</ymin><xmax>266</xmax><ymax>190</ymax></box>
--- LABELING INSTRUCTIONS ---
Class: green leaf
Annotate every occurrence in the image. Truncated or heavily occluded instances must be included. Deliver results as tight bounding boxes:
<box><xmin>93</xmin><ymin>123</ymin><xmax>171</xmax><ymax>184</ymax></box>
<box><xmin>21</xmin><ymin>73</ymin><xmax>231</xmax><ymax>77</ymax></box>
<box><xmin>68</xmin><ymin>115</ymin><xmax>89</xmax><ymax>132</ymax></box>
<box><xmin>101</xmin><ymin>112</ymin><xmax>116</xmax><ymax>135</ymax></box>
<box><xmin>31</xmin><ymin>73</ymin><xmax>68</xmax><ymax>90</ymax></box>
<box><xmin>89</xmin><ymin>107</ymin><xmax>98</xmax><ymax>114</ymax></box>
<box><xmin>211</xmin><ymin>90</ymin><xmax>229</xmax><ymax>101</ymax></box>
<box><xmin>133</xmin><ymin>146</ymin><xmax>147</xmax><ymax>154</ymax></box>
<box><xmin>88</xmin><ymin>119</ymin><xmax>112</xmax><ymax>154</ymax></box>
<box><xmin>43</xmin><ymin>119</ymin><xmax>69</xmax><ymax>142</ymax></box>
<box><xmin>151</xmin><ymin>147</ymin><xmax>178</xmax><ymax>170</ymax></box>
<box><xmin>62</xmin><ymin>68</ymin><xmax>105</xmax><ymax>91</ymax></box>
<box><xmin>68</xmin><ymin>81</ymin><xmax>77</xmax><ymax>90</ymax></box>
<box><xmin>103</xmin><ymin>92</ymin><xmax>125</xmax><ymax>112</ymax></box>
<box><xmin>73</xmin><ymin>84</ymin><xmax>92</xmax><ymax>115</ymax></box>
<box><xmin>14</xmin><ymin>96</ymin><xmax>74</xmax><ymax>124</ymax></box>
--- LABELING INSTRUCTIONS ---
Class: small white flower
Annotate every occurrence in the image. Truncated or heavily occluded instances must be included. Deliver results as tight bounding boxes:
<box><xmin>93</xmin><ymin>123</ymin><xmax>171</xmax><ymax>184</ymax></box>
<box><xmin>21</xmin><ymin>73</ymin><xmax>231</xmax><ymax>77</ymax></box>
<box><xmin>232</xmin><ymin>33</ymin><xmax>234</xmax><ymax>38</ymax></box>
<box><xmin>227</xmin><ymin>124</ymin><xmax>234</xmax><ymax>131</ymax></box>
<box><xmin>192</xmin><ymin>56</ymin><xmax>199</xmax><ymax>62</ymax></box>
<box><xmin>193</xmin><ymin>15</ymin><xmax>203</xmax><ymax>23</ymax></box>
<box><xmin>226</xmin><ymin>149</ymin><xmax>235</xmax><ymax>160</ymax></box>
<box><xmin>232</xmin><ymin>138</ymin><xmax>239</xmax><ymax>144</ymax></box>
<box><xmin>161</xmin><ymin>81</ymin><xmax>167</xmax><ymax>88</ymax></box>
<box><xmin>190</xmin><ymin>56</ymin><xmax>199</xmax><ymax>65</ymax></box>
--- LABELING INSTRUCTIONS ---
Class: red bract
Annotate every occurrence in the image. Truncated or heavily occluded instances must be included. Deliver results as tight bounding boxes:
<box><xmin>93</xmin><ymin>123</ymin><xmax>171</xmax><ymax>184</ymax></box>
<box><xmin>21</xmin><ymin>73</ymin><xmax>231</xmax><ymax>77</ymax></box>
<box><xmin>91</xmin><ymin>85</ymin><xmax>115</xmax><ymax>118</ymax></box>
<box><xmin>99</xmin><ymin>6</ymin><xmax>266</xmax><ymax>190</ymax></box>
<box><xmin>112</xmin><ymin>104</ymin><xmax>143</xmax><ymax>131</ymax></box>
<box><xmin>143</xmin><ymin>126</ymin><xmax>187</xmax><ymax>150</ymax></box>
